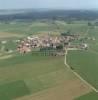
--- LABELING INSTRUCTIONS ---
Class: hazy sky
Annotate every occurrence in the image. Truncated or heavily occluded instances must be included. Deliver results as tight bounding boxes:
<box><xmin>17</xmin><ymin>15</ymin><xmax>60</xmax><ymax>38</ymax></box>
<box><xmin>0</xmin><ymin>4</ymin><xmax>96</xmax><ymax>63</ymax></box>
<box><xmin>0</xmin><ymin>0</ymin><xmax>98</xmax><ymax>9</ymax></box>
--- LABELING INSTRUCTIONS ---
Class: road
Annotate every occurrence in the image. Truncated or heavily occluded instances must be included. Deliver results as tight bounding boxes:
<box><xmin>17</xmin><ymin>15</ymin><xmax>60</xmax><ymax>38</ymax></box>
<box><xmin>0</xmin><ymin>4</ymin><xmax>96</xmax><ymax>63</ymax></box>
<box><xmin>64</xmin><ymin>49</ymin><xmax>98</xmax><ymax>93</ymax></box>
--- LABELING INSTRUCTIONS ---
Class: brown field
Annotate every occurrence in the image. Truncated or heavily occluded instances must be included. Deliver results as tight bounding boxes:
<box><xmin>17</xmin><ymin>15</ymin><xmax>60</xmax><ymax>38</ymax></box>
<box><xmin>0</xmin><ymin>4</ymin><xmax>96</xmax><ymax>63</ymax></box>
<box><xmin>0</xmin><ymin>32</ymin><xmax>24</xmax><ymax>38</ymax></box>
<box><xmin>15</xmin><ymin>78</ymin><xmax>92</xmax><ymax>100</ymax></box>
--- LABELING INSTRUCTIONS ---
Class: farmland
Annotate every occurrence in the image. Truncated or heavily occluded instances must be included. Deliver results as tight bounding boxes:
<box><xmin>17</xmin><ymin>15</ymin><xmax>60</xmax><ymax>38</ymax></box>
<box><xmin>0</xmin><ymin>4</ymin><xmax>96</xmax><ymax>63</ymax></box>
<box><xmin>67</xmin><ymin>25</ymin><xmax>98</xmax><ymax>99</ymax></box>
<box><xmin>0</xmin><ymin>19</ymin><xmax>98</xmax><ymax>100</ymax></box>
<box><xmin>0</xmin><ymin>20</ymin><xmax>88</xmax><ymax>35</ymax></box>
<box><xmin>0</xmin><ymin>20</ymin><xmax>88</xmax><ymax>55</ymax></box>
<box><xmin>0</xmin><ymin>53</ymin><xmax>91</xmax><ymax>100</ymax></box>
<box><xmin>67</xmin><ymin>50</ymin><xmax>98</xmax><ymax>89</ymax></box>
<box><xmin>76</xmin><ymin>92</ymin><xmax>98</xmax><ymax>100</ymax></box>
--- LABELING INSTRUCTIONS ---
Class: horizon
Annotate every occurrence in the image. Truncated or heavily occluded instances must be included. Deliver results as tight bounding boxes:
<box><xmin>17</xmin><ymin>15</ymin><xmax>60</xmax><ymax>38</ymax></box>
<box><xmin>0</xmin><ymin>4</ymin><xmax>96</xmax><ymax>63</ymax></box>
<box><xmin>0</xmin><ymin>0</ymin><xmax>98</xmax><ymax>10</ymax></box>
<box><xmin>0</xmin><ymin>8</ymin><xmax>97</xmax><ymax>11</ymax></box>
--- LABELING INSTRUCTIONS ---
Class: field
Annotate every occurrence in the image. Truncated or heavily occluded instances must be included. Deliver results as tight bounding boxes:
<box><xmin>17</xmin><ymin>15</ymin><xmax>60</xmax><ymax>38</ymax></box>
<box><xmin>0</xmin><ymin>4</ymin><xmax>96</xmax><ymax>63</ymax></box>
<box><xmin>67</xmin><ymin>25</ymin><xmax>98</xmax><ymax>99</ymax></box>
<box><xmin>0</xmin><ymin>20</ymin><xmax>88</xmax><ymax>54</ymax></box>
<box><xmin>0</xmin><ymin>20</ymin><xmax>88</xmax><ymax>35</ymax></box>
<box><xmin>0</xmin><ymin>53</ymin><xmax>91</xmax><ymax>100</ymax></box>
<box><xmin>76</xmin><ymin>92</ymin><xmax>98</xmax><ymax>100</ymax></box>
<box><xmin>0</xmin><ymin>80</ymin><xmax>30</xmax><ymax>100</ymax></box>
<box><xmin>67</xmin><ymin>50</ymin><xmax>98</xmax><ymax>89</ymax></box>
<box><xmin>0</xmin><ymin>20</ymin><xmax>97</xmax><ymax>100</ymax></box>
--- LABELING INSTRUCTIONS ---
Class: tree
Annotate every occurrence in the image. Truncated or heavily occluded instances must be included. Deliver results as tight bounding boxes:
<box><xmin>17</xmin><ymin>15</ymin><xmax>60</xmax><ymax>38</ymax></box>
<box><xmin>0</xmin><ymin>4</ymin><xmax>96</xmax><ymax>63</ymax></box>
<box><xmin>95</xmin><ymin>22</ymin><xmax>98</xmax><ymax>26</ymax></box>
<box><xmin>56</xmin><ymin>45</ymin><xmax>63</xmax><ymax>50</ymax></box>
<box><xmin>88</xmin><ymin>22</ymin><xmax>92</xmax><ymax>26</ymax></box>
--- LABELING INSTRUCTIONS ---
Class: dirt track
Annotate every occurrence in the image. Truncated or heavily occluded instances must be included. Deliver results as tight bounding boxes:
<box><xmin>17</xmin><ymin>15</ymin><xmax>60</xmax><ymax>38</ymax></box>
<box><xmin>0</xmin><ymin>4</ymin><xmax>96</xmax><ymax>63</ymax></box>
<box><xmin>65</xmin><ymin>49</ymin><xmax>98</xmax><ymax>92</ymax></box>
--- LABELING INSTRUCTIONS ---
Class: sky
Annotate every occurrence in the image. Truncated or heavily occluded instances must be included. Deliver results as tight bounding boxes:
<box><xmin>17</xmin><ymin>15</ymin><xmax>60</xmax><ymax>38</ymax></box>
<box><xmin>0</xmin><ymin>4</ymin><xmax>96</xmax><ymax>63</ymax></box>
<box><xmin>0</xmin><ymin>0</ymin><xmax>98</xmax><ymax>10</ymax></box>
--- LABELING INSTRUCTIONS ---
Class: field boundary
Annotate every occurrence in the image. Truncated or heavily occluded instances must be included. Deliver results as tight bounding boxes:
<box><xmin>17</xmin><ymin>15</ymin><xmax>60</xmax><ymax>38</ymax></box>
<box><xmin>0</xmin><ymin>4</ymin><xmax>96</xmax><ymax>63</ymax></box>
<box><xmin>64</xmin><ymin>49</ymin><xmax>98</xmax><ymax>93</ymax></box>
<box><xmin>0</xmin><ymin>54</ymin><xmax>13</xmax><ymax>60</ymax></box>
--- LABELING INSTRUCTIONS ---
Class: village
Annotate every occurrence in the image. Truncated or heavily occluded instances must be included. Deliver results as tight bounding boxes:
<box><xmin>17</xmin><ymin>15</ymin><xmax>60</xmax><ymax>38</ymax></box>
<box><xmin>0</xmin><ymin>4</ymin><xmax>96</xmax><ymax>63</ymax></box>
<box><xmin>16</xmin><ymin>32</ymin><xmax>89</xmax><ymax>55</ymax></box>
<box><xmin>0</xmin><ymin>32</ymin><xmax>90</xmax><ymax>56</ymax></box>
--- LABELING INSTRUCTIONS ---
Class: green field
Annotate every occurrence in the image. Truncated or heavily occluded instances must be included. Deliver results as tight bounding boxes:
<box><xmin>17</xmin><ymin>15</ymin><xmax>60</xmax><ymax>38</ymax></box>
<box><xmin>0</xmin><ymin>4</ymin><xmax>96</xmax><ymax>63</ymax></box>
<box><xmin>0</xmin><ymin>80</ymin><xmax>30</xmax><ymax>100</ymax></box>
<box><xmin>0</xmin><ymin>53</ymin><xmax>76</xmax><ymax>100</ymax></box>
<box><xmin>76</xmin><ymin>92</ymin><xmax>98</xmax><ymax>100</ymax></box>
<box><xmin>67</xmin><ymin>50</ymin><xmax>98</xmax><ymax>99</ymax></box>
<box><xmin>67</xmin><ymin>50</ymin><xmax>98</xmax><ymax>89</ymax></box>
<box><xmin>67</xmin><ymin>23</ymin><xmax>98</xmax><ymax>88</ymax></box>
<box><xmin>62</xmin><ymin>22</ymin><xmax>98</xmax><ymax>99</ymax></box>
<box><xmin>0</xmin><ymin>20</ymin><xmax>88</xmax><ymax>35</ymax></box>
